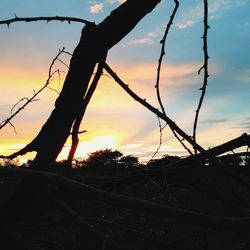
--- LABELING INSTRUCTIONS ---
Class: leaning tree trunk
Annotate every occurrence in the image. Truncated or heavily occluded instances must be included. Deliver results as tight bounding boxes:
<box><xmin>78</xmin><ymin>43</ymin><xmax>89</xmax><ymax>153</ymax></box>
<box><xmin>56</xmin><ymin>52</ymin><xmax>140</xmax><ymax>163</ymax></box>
<box><xmin>8</xmin><ymin>0</ymin><xmax>161</xmax><ymax>168</ymax></box>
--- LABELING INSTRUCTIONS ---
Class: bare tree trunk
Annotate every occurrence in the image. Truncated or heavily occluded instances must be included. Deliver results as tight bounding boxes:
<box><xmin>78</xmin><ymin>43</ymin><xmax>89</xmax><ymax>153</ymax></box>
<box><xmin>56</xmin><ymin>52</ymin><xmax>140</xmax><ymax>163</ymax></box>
<box><xmin>9</xmin><ymin>0</ymin><xmax>161</xmax><ymax>168</ymax></box>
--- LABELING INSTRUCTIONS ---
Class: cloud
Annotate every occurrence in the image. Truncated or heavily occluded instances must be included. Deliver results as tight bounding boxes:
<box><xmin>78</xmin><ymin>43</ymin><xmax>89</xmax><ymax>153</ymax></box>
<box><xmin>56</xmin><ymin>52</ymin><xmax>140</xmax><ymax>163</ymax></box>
<box><xmin>90</xmin><ymin>3</ymin><xmax>104</xmax><ymax>14</ymax></box>
<box><xmin>233</xmin><ymin>117</ymin><xmax>250</xmax><ymax>131</ymax></box>
<box><xmin>114</xmin><ymin>61</ymin><xmax>220</xmax><ymax>85</ymax></box>
<box><xmin>175</xmin><ymin>0</ymin><xmax>248</xmax><ymax>29</ymax></box>
<box><xmin>240</xmin><ymin>69</ymin><xmax>250</xmax><ymax>82</ymax></box>
<box><xmin>126</xmin><ymin>37</ymin><xmax>154</xmax><ymax>46</ymax></box>
<box><xmin>125</xmin><ymin>30</ymin><xmax>160</xmax><ymax>46</ymax></box>
<box><xmin>175</xmin><ymin>20</ymin><xmax>197</xmax><ymax>29</ymax></box>
<box><xmin>107</xmin><ymin>0</ymin><xmax>126</xmax><ymax>4</ymax></box>
<box><xmin>200</xmin><ymin>118</ymin><xmax>229</xmax><ymax>125</ymax></box>
<box><xmin>88</xmin><ymin>0</ymin><xmax>125</xmax><ymax>15</ymax></box>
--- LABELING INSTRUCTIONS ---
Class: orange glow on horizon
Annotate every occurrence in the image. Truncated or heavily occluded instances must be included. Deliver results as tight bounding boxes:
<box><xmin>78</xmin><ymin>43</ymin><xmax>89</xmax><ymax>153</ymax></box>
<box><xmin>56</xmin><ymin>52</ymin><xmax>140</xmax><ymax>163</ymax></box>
<box><xmin>0</xmin><ymin>60</ymin><xmax>244</xmax><ymax>165</ymax></box>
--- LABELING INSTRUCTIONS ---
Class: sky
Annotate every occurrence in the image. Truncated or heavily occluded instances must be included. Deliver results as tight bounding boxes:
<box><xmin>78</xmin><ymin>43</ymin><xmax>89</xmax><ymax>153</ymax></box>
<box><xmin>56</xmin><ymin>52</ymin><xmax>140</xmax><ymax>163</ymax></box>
<box><xmin>0</xmin><ymin>0</ymin><xmax>249</xmax><ymax>163</ymax></box>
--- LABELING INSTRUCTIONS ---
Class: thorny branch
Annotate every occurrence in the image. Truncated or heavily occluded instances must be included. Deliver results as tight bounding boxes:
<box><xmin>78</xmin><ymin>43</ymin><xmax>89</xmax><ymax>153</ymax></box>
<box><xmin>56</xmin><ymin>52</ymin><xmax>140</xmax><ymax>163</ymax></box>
<box><xmin>152</xmin><ymin>0</ymin><xmax>192</xmax><ymax>158</ymax></box>
<box><xmin>151</xmin><ymin>0</ymin><xmax>180</xmax><ymax>160</ymax></box>
<box><xmin>193</xmin><ymin>0</ymin><xmax>210</xmax><ymax>154</ymax></box>
<box><xmin>102</xmin><ymin>62</ymin><xmax>206</xmax><ymax>154</ymax></box>
<box><xmin>0</xmin><ymin>48</ymin><xmax>68</xmax><ymax>132</ymax></box>
<box><xmin>155</xmin><ymin>0</ymin><xmax>179</xmax><ymax>116</ymax></box>
<box><xmin>0</xmin><ymin>16</ymin><xmax>93</xmax><ymax>27</ymax></box>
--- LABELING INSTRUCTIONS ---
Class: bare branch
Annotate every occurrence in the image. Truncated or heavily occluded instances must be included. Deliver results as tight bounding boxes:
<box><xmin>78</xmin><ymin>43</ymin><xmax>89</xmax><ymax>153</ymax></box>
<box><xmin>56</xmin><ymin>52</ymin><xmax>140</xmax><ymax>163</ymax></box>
<box><xmin>0</xmin><ymin>48</ymin><xmax>66</xmax><ymax>131</ymax></box>
<box><xmin>155</xmin><ymin>0</ymin><xmax>179</xmax><ymax>116</ymax></box>
<box><xmin>151</xmin><ymin>0</ymin><xmax>179</xmax><ymax>160</ymax></box>
<box><xmin>56</xmin><ymin>58</ymin><xmax>69</xmax><ymax>69</ymax></box>
<box><xmin>149</xmin><ymin>117</ymin><xmax>167</xmax><ymax>161</ymax></box>
<box><xmin>193</xmin><ymin>0</ymin><xmax>210</xmax><ymax>154</ymax></box>
<box><xmin>9</xmin><ymin>121</ymin><xmax>17</xmax><ymax>134</ymax></box>
<box><xmin>171</xmin><ymin>130</ymin><xmax>194</xmax><ymax>156</ymax></box>
<box><xmin>0</xmin><ymin>16</ymin><xmax>94</xmax><ymax>27</ymax></box>
<box><xmin>10</xmin><ymin>97</ymin><xmax>29</xmax><ymax>114</ymax></box>
<box><xmin>67</xmin><ymin>54</ymin><xmax>107</xmax><ymax>162</ymax></box>
<box><xmin>102</xmin><ymin>62</ymin><xmax>206</xmax><ymax>154</ymax></box>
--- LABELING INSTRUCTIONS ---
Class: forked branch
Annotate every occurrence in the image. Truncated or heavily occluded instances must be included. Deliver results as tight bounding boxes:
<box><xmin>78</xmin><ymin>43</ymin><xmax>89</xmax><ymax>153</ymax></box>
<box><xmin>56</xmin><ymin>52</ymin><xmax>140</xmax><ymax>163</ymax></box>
<box><xmin>0</xmin><ymin>48</ymin><xmax>68</xmax><ymax>132</ymax></box>
<box><xmin>67</xmin><ymin>54</ymin><xmax>107</xmax><ymax>162</ymax></box>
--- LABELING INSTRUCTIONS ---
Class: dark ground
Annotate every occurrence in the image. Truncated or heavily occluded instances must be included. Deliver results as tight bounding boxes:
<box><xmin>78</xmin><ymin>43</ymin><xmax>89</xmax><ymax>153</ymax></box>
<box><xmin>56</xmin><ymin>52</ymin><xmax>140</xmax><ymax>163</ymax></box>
<box><xmin>1</xmin><ymin>154</ymin><xmax>250</xmax><ymax>250</ymax></box>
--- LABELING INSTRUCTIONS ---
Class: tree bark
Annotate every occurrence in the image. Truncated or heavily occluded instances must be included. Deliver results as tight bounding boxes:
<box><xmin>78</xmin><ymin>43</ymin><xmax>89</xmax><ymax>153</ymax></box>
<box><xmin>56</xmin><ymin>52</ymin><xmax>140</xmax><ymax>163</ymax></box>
<box><xmin>7</xmin><ymin>0</ymin><xmax>161</xmax><ymax>167</ymax></box>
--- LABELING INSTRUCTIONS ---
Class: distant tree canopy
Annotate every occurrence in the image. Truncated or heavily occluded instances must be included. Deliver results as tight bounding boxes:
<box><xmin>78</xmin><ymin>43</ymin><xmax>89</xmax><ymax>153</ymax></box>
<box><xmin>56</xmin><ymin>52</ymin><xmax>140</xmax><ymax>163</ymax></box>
<box><xmin>80</xmin><ymin>148</ymin><xmax>140</xmax><ymax>169</ymax></box>
<box><xmin>147</xmin><ymin>154</ymin><xmax>180</xmax><ymax>168</ymax></box>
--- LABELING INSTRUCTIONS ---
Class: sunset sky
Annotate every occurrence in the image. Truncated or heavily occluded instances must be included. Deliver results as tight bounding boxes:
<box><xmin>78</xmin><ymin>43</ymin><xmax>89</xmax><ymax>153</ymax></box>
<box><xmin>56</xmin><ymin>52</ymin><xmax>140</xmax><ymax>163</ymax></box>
<box><xmin>0</xmin><ymin>0</ymin><xmax>249</xmax><ymax>163</ymax></box>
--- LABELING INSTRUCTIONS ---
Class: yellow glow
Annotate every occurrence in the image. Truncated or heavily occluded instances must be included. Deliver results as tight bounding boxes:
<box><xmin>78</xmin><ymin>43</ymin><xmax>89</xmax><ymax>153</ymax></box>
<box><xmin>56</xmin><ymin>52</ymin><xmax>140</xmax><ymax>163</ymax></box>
<box><xmin>59</xmin><ymin>135</ymin><xmax>117</xmax><ymax>159</ymax></box>
<box><xmin>0</xmin><ymin>61</ymin><xmax>232</xmax><ymax>164</ymax></box>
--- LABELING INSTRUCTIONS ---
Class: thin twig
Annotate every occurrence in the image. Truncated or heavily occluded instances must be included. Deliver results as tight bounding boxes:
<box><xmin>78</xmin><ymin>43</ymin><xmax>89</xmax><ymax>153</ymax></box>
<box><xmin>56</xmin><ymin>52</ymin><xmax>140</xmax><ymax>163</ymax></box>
<box><xmin>0</xmin><ymin>16</ymin><xmax>93</xmax><ymax>27</ymax></box>
<box><xmin>193</xmin><ymin>0</ymin><xmax>209</xmax><ymax>154</ymax></box>
<box><xmin>10</xmin><ymin>98</ymin><xmax>29</xmax><ymax>113</ymax></box>
<box><xmin>56</xmin><ymin>58</ymin><xmax>69</xmax><ymax>69</ymax></box>
<box><xmin>150</xmin><ymin>117</ymin><xmax>167</xmax><ymax>162</ymax></box>
<box><xmin>0</xmin><ymin>48</ymin><xmax>66</xmax><ymax>131</ymax></box>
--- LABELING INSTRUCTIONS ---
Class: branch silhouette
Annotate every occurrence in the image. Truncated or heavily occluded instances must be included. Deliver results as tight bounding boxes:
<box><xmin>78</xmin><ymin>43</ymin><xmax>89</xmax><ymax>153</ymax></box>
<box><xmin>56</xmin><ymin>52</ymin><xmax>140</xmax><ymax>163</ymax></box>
<box><xmin>151</xmin><ymin>0</ymin><xmax>180</xmax><ymax>160</ymax></box>
<box><xmin>149</xmin><ymin>117</ymin><xmax>167</xmax><ymax>162</ymax></box>
<box><xmin>103</xmin><ymin>62</ymin><xmax>206</xmax><ymax>154</ymax></box>
<box><xmin>0</xmin><ymin>16</ymin><xmax>93</xmax><ymax>27</ymax></box>
<box><xmin>193</xmin><ymin>0</ymin><xmax>210</xmax><ymax>154</ymax></box>
<box><xmin>152</xmin><ymin>0</ymin><xmax>193</xmax><ymax>157</ymax></box>
<box><xmin>155</xmin><ymin>0</ymin><xmax>179</xmax><ymax>116</ymax></box>
<box><xmin>67</xmin><ymin>54</ymin><xmax>107</xmax><ymax>162</ymax></box>
<box><xmin>0</xmin><ymin>48</ymin><xmax>67</xmax><ymax>132</ymax></box>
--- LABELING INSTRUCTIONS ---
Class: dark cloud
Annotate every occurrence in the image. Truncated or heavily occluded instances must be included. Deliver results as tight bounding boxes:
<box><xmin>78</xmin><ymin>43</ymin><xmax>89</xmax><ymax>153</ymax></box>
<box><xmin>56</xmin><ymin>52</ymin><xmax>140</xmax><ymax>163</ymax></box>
<box><xmin>234</xmin><ymin>117</ymin><xmax>250</xmax><ymax>130</ymax></box>
<box><xmin>200</xmin><ymin>118</ymin><xmax>229</xmax><ymax>125</ymax></box>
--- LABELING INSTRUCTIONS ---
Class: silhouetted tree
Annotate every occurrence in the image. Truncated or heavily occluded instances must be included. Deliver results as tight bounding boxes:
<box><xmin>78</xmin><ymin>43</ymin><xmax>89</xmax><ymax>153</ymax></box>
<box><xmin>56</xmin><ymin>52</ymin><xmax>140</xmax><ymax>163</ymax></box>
<box><xmin>84</xmin><ymin>149</ymin><xmax>123</xmax><ymax>168</ymax></box>
<box><xmin>119</xmin><ymin>155</ymin><xmax>140</xmax><ymax>168</ymax></box>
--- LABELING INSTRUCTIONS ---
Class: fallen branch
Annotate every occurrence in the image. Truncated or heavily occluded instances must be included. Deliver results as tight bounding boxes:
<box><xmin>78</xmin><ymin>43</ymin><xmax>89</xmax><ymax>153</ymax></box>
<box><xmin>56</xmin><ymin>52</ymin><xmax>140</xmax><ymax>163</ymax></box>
<box><xmin>157</xmin><ymin>133</ymin><xmax>250</xmax><ymax>173</ymax></box>
<box><xmin>184</xmin><ymin>133</ymin><xmax>250</xmax><ymax>166</ymax></box>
